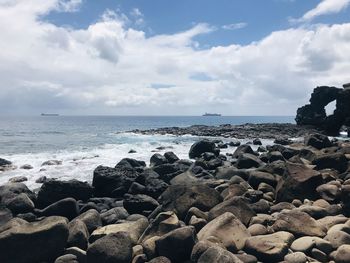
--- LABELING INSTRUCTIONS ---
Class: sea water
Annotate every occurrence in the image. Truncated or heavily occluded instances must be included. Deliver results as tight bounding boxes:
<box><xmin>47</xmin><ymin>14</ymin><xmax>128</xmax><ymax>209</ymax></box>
<box><xmin>0</xmin><ymin>116</ymin><xmax>294</xmax><ymax>189</ymax></box>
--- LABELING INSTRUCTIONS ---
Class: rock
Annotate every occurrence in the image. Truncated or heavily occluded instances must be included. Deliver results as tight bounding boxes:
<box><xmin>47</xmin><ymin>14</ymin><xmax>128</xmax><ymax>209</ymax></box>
<box><xmin>101</xmin><ymin>207</ymin><xmax>129</xmax><ymax>225</ymax></box>
<box><xmin>189</xmin><ymin>140</ymin><xmax>218</xmax><ymax>159</ymax></box>
<box><xmin>128</xmin><ymin>149</ymin><xmax>136</xmax><ymax>153</ymax></box>
<box><xmin>64</xmin><ymin>247</ymin><xmax>87</xmax><ymax>263</ymax></box>
<box><xmin>233</xmin><ymin>145</ymin><xmax>255</xmax><ymax>158</ymax></box>
<box><xmin>248</xmin><ymin>224</ymin><xmax>269</xmax><ymax>236</ymax></box>
<box><xmin>229</xmin><ymin>140</ymin><xmax>241</xmax><ymax>147</ymax></box>
<box><xmin>305</xmin><ymin>133</ymin><xmax>332</xmax><ymax>149</ymax></box>
<box><xmin>334</xmin><ymin>244</ymin><xmax>350</xmax><ymax>263</ymax></box>
<box><xmin>116</xmin><ymin>158</ymin><xmax>146</xmax><ymax>169</ymax></box>
<box><xmin>317</xmin><ymin>182</ymin><xmax>341</xmax><ymax>202</ymax></box>
<box><xmin>236</xmin><ymin>154</ymin><xmax>263</xmax><ymax>169</ymax></box>
<box><xmin>0</xmin><ymin>208</ymin><xmax>12</xmax><ymax>226</ymax></box>
<box><xmin>139</xmin><ymin>211</ymin><xmax>180</xmax><ymax>243</ymax></box>
<box><xmin>208</xmin><ymin>196</ymin><xmax>256</xmax><ymax>226</ymax></box>
<box><xmin>54</xmin><ymin>254</ymin><xmax>79</xmax><ymax>263</ymax></box>
<box><xmin>37</xmin><ymin>179</ymin><xmax>93</xmax><ymax>207</ymax></box>
<box><xmin>253</xmin><ymin>139</ymin><xmax>262</xmax><ymax>145</ymax></box>
<box><xmin>6</xmin><ymin>193</ymin><xmax>34</xmax><ymax>214</ymax></box>
<box><xmin>276</xmin><ymin>162</ymin><xmax>323</xmax><ymax>202</ymax></box>
<box><xmin>164</xmin><ymin>151</ymin><xmax>180</xmax><ymax>163</ymax></box>
<box><xmin>197</xmin><ymin>246</ymin><xmax>243</xmax><ymax>263</ymax></box>
<box><xmin>244</xmin><ymin>231</ymin><xmax>294</xmax><ymax>262</ymax></box>
<box><xmin>155</xmin><ymin>226</ymin><xmax>197</xmax><ymax>263</ymax></box>
<box><xmin>0</xmin><ymin>216</ymin><xmax>69</xmax><ymax>263</ymax></box>
<box><xmin>248</xmin><ymin>171</ymin><xmax>277</xmax><ymax>188</ymax></box>
<box><xmin>189</xmin><ymin>215</ymin><xmax>207</xmax><ymax>232</ymax></box>
<box><xmin>284</xmin><ymin>252</ymin><xmax>308</xmax><ymax>263</ymax></box>
<box><xmin>8</xmin><ymin>176</ymin><xmax>28</xmax><ymax>183</ymax></box>
<box><xmin>150</xmin><ymin>153</ymin><xmax>168</xmax><ymax>167</ymax></box>
<box><xmin>74</xmin><ymin>209</ymin><xmax>102</xmax><ymax>234</ymax></box>
<box><xmin>147</xmin><ymin>257</ymin><xmax>172</xmax><ymax>263</ymax></box>
<box><xmin>325</xmin><ymin>226</ymin><xmax>350</xmax><ymax>249</ymax></box>
<box><xmin>0</xmin><ymin>183</ymin><xmax>36</xmax><ymax>206</ymax></box>
<box><xmin>90</xmin><ymin>217</ymin><xmax>148</xmax><ymax>244</ymax></box>
<box><xmin>35</xmin><ymin>176</ymin><xmax>48</xmax><ymax>184</ymax></box>
<box><xmin>158</xmin><ymin>184</ymin><xmax>222</xmax><ymax>219</ymax></box>
<box><xmin>272</xmin><ymin>210</ymin><xmax>326</xmax><ymax>237</ymax></box>
<box><xmin>92</xmin><ymin>165</ymin><xmax>139</xmax><ymax>197</ymax></box>
<box><xmin>37</xmin><ymin>197</ymin><xmax>79</xmax><ymax>220</ymax></box>
<box><xmin>312</xmin><ymin>152</ymin><xmax>348</xmax><ymax>173</ymax></box>
<box><xmin>67</xmin><ymin>219</ymin><xmax>89</xmax><ymax>250</ymax></box>
<box><xmin>0</xmin><ymin>158</ymin><xmax>12</xmax><ymax>166</ymax></box>
<box><xmin>42</xmin><ymin>160</ymin><xmax>62</xmax><ymax>166</ymax></box>
<box><xmin>291</xmin><ymin>236</ymin><xmax>332</xmax><ymax>254</ymax></box>
<box><xmin>87</xmin><ymin>232</ymin><xmax>133</xmax><ymax>263</ymax></box>
<box><xmin>198</xmin><ymin>212</ymin><xmax>250</xmax><ymax>251</ymax></box>
<box><xmin>123</xmin><ymin>194</ymin><xmax>159</xmax><ymax>215</ymax></box>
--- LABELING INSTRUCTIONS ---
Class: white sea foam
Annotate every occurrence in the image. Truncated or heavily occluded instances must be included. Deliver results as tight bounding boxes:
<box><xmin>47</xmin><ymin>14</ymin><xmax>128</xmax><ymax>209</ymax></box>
<box><xmin>0</xmin><ymin>133</ymin><xmax>274</xmax><ymax>189</ymax></box>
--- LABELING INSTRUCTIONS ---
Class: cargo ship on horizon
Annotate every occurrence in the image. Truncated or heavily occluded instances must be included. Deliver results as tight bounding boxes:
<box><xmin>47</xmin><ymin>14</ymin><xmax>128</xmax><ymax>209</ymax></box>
<box><xmin>202</xmin><ymin>113</ymin><xmax>221</xmax><ymax>116</ymax></box>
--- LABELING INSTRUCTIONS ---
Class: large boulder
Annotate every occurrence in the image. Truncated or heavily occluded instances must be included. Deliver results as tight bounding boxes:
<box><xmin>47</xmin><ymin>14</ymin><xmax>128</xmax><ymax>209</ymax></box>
<box><xmin>74</xmin><ymin>209</ymin><xmax>102</xmax><ymax>234</ymax></box>
<box><xmin>272</xmin><ymin>210</ymin><xmax>326</xmax><ymax>237</ymax></box>
<box><xmin>37</xmin><ymin>179</ymin><xmax>93</xmax><ymax>207</ymax></box>
<box><xmin>0</xmin><ymin>216</ymin><xmax>69</xmax><ymax>263</ymax></box>
<box><xmin>67</xmin><ymin>219</ymin><xmax>89</xmax><ymax>250</ymax></box>
<box><xmin>189</xmin><ymin>140</ymin><xmax>218</xmax><ymax>159</ymax></box>
<box><xmin>244</xmin><ymin>231</ymin><xmax>295</xmax><ymax>262</ymax></box>
<box><xmin>123</xmin><ymin>194</ymin><xmax>159</xmax><ymax>215</ymax></box>
<box><xmin>276</xmin><ymin>162</ymin><xmax>323</xmax><ymax>202</ymax></box>
<box><xmin>92</xmin><ymin>165</ymin><xmax>139</xmax><ymax>197</ymax></box>
<box><xmin>312</xmin><ymin>152</ymin><xmax>348</xmax><ymax>173</ymax></box>
<box><xmin>236</xmin><ymin>154</ymin><xmax>263</xmax><ymax>169</ymax></box>
<box><xmin>158</xmin><ymin>184</ymin><xmax>222</xmax><ymax>219</ymax></box>
<box><xmin>198</xmin><ymin>212</ymin><xmax>250</xmax><ymax>251</ymax></box>
<box><xmin>208</xmin><ymin>196</ymin><xmax>256</xmax><ymax>226</ymax></box>
<box><xmin>155</xmin><ymin>226</ymin><xmax>197</xmax><ymax>263</ymax></box>
<box><xmin>0</xmin><ymin>183</ymin><xmax>36</xmax><ymax>206</ymax></box>
<box><xmin>36</xmin><ymin>197</ymin><xmax>79</xmax><ymax>220</ymax></box>
<box><xmin>304</xmin><ymin>133</ymin><xmax>332</xmax><ymax>149</ymax></box>
<box><xmin>197</xmin><ymin>246</ymin><xmax>243</xmax><ymax>263</ymax></box>
<box><xmin>90</xmin><ymin>217</ymin><xmax>148</xmax><ymax>244</ymax></box>
<box><xmin>87</xmin><ymin>232</ymin><xmax>133</xmax><ymax>263</ymax></box>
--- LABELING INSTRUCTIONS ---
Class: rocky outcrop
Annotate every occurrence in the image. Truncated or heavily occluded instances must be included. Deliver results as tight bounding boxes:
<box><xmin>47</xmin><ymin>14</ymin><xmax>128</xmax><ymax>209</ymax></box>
<box><xmin>296</xmin><ymin>85</ymin><xmax>350</xmax><ymax>136</ymax></box>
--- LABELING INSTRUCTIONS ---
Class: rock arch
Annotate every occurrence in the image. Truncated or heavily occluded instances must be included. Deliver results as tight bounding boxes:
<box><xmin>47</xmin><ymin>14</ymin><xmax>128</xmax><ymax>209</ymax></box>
<box><xmin>296</xmin><ymin>84</ymin><xmax>350</xmax><ymax>136</ymax></box>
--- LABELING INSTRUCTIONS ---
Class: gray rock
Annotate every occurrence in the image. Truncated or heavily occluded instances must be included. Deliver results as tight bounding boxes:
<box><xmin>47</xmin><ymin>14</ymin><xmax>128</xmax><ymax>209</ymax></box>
<box><xmin>198</xmin><ymin>246</ymin><xmax>243</xmax><ymax>263</ymax></box>
<box><xmin>87</xmin><ymin>232</ymin><xmax>133</xmax><ymax>263</ymax></box>
<box><xmin>74</xmin><ymin>209</ymin><xmax>102</xmax><ymax>234</ymax></box>
<box><xmin>67</xmin><ymin>219</ymin><xmax>89</xmax><ymax>250</ymax></box>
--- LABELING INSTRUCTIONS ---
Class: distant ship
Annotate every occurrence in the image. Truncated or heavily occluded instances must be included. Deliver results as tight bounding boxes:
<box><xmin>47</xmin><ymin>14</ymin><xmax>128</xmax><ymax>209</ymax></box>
<box><xmin>41</xmin><ymin>113</ymin><xmax>59</xmax><ymax>116</ymax></box>
<box><xmin>202</xmin><ymin>113</ymin><xmax>221</xmax><ymax>116</ymax></box>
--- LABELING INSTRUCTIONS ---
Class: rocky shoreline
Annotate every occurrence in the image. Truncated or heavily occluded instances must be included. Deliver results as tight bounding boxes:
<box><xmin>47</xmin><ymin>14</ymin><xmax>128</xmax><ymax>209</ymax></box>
<box><xmin>1</xmin><ymin>132</ymin><xmax>350</xmax><ymax>263</ymax></box>
<box><xmin>129</xmin><ymin>123</ymin><xmax>320</xmax><ymax>139</ymax></box>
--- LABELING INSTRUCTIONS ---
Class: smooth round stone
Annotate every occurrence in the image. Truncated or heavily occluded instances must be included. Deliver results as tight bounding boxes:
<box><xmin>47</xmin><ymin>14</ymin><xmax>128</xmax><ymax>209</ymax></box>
<box><xmin>313</xmin><ymin>199</ymin><xmax>331</xmax><ymax>209</ymax></box>
<box><xmin>291</xmin><ymin>236</ymin><xmax>332</xmax><ymax>254</ymax></box>
<box><xmin>335</xmin><ymin>244</ymin><xmax>350</xmax><ymax>263</ymax></box>
<box><xmin>284</xmin><ymin>252</ymin><xmax>308</xmax><ymax>263</ymax></box>
<box><xmin>311</xmin><ymin>248</ymin><xmax>328</xmax><ymax>263</ymax></box>
<box><xmin>248</xmin><ymin>224</ymin><xmax>268</xmax><ymax>236</ymax></box>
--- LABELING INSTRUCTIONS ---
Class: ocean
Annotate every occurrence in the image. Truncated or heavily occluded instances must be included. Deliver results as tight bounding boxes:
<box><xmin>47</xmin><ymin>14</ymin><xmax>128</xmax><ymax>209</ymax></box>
<box><xmin>0</xmin><ymin>115</ymin><xmax>294</xmax><ymax>188</ymax></box>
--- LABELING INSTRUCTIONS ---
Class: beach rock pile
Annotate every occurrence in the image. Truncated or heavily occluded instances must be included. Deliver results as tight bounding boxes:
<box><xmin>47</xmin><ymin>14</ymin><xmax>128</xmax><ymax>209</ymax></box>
<box><xmin>1</xmin><ymin>134</ymin><xmax>350</xmax><ymax>263</ymax></box>
<box><xmin>296</xmin><ymin>85</ymin><xmax>350</xmax><ymax>136</ymax></box>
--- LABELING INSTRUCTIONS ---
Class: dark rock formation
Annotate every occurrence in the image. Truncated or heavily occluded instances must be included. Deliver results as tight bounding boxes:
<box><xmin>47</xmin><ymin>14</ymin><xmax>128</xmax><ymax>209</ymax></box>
<box><xmin>296</xmin><ymin>85</ymin><xmax>350</xmax><ymax>136</ymax></box>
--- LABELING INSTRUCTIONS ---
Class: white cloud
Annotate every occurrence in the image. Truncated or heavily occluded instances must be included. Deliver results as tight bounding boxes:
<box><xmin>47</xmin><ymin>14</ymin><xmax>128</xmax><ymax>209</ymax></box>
<box><xmin>291</xmin><ymin>0</ymin><xmax>350</xmax><ymax>23</ymax></box>
<box><xmin>0</xmin><ymin>0</ymin><xmax>349</xmax><ymax>115</ymax></box>
<box><xmin>56</xmin><ymin>0</ymin><xmax>82</xmax><ymax>12</ymax></box>
<box><xmin>222</xmin><ymin>22</ymin><xmax>247</xmax><ymax>30</ymax></box>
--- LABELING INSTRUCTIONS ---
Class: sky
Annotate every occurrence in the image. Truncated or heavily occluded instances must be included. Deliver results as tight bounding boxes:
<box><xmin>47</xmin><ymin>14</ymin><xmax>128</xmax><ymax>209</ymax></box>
<box><xmin>0</xmin><ymin>0</ymin><xmax>349</xmax><ymax>115</ymax></box>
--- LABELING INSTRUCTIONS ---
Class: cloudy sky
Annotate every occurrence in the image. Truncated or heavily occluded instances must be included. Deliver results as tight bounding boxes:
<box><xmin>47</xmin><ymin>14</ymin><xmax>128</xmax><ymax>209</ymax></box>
<box><xmin>0</xmin><ymin>0</ymin><xmax>349</xmax><ymax>115</ymax></box>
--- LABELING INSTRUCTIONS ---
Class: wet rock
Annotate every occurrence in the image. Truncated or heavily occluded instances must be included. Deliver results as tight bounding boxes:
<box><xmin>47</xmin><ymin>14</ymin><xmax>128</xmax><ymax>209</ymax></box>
<box><xmin>92</xmin><ymin>165</ymin><xmax>139</xmax><ymax>197</ymax></box>
<box><xmin>253</xmin><ymin>139</ymin><xmax>262</xmax><ymax>145</ymax></box>
<box><xmin>0</xmin><ymin>158</ymin><xmax>12</xmax><ymax>166</ymax></box>
<box><xmin>0</xmin><ymin>183</ymin><xmax>36</xmax><ymax>206</ymax></box>
<box><xmin>42</xmin><ymin>160</ymin><xmax>62</xmax><ymax>166</ymax></box>
<box><xmin>233</xmin><ymin>145</ymin><xmax>255</xmax><ymax>158</ymax></box>
<box><xmin>189</xmin><ymin>140</ymin><xmax>218</xmax><ymax>159</ymax></box>
<box><xmin>164</xmin><ymin>151</ymin><xmax>180</xmax><ymax>163</ymax></box>
<box><xmin>236</xmin><ymin>154</ymin><xmax>263</xmax><ymax>169</ymax></box>
<box><xmin>155</xmin><ymin>226</ymin><xmax>197</xmax><ymax>263</ymax></box>
<box><xmin>158</xmin><ymin>184</ymin><xmax>222</xmax><ymax>219</ymax></box>
<box><xmin>150</xmin><ymin>153</ymin><xmax>168</xmax><ymax>167</ymax></box>
<box><xmin>37</xmin><ymin>179</ymin><xmax>93</xmax><ymax>207</ymax></box>
<box><xmin>87</xmin><ymin>232</ymin><xmax>133</xmax><ymax>263</ymax></box>
<box><xmin>244</xmin><ymin>231</ymin><xmax>294</xmax><ymax>262</ymax></box>
<box><xmin>198</xmin><ymin>212</ymin><xmax>250</xmax><ymax>251</ymax></box>
<box><xmin>8</xmin><ymin>176</ymin><xmax>28</xmax><ymax>183</ymax></box>
<box><xmin>0</xmin><ymin>216</ymin><xmax>69</xmax><ymax>263</ymax></box>
<box><xmin>116</xmin><ymin>158</ymin><xmax>146</xmax><ymax>169</ymax></box>
<box><xmin>305</xmin><ymin>133</ymin><xmax>332</xmax><ymax>149</ymax></box>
